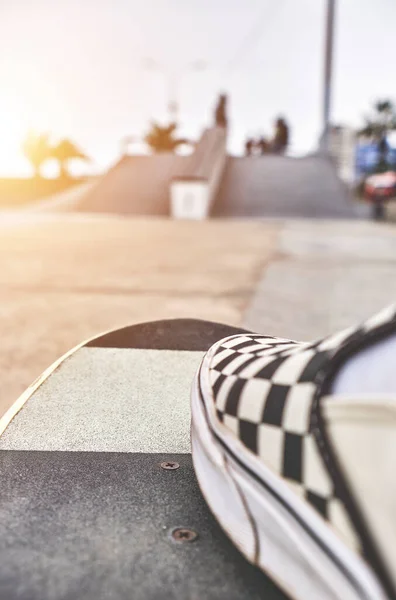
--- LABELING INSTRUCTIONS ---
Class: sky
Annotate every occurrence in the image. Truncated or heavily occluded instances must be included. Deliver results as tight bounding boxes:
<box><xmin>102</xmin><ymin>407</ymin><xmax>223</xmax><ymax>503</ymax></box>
<box><xmin>0</xmin><ymin>0</ymin><xmax>395</xmax><ymax>176</ymax></box>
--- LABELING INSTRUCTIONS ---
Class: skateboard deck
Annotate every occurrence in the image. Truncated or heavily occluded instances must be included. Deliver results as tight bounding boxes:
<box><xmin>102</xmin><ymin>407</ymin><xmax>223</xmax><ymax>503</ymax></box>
<box><xmin>0</xmin><ymin>319</ymin><xmax>288</xmax><ymax>600</ymax></box>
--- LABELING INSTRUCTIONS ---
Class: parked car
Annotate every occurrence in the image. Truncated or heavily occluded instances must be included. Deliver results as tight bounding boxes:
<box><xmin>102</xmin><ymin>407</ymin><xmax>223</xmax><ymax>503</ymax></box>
<box><xmin>364</xmin><ymin>171</ymin><xmax>396</xmax><ymax>219</ymax></box>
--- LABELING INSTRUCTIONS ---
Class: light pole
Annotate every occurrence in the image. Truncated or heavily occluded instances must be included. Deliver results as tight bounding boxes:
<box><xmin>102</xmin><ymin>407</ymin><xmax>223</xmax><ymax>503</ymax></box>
<box><xmin>322</xmin><ymin>0</ymin><xmax>336</xmax><ymax>152</ymax></box>
<box><xmin>142</xmin><ymin>59</ymin><xmax>207</xmax><ymax>121</ymax></box>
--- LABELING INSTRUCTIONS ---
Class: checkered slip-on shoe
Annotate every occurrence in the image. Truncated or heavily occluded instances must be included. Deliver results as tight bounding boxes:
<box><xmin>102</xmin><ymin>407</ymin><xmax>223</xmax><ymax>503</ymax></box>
<box><xmin>191</xmin><ymin>305</ymin><xmax>396</xmax><ymax>600</ymax></box>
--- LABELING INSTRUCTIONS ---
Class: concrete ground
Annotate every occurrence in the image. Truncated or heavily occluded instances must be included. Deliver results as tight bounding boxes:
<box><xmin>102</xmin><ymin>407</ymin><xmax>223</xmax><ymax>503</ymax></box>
<box><xmin>1</xmin><ymin>212</ymin><xmax>396</xmax><ymax>417</ymax></box>
<box><xmin>245</xmin><ymin>217</ymin><xmax>396</xmax><ymax>339</ymax></box>
<box><xmin>0</xmin><ymin>215</ymin><xmax>278</xmax><ymax>415</ymax></box>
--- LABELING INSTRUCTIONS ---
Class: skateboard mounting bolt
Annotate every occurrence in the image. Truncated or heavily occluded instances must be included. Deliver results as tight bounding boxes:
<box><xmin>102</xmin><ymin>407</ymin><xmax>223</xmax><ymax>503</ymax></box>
<box><xmin>160</xmin><ymin>461</ymin><xmax>180</xmax><ymax>470</ymax></box>
<box><xmin>171</xmin><ymin>528</ymin><xmax>198</xmax><ymax>543</ymax></box>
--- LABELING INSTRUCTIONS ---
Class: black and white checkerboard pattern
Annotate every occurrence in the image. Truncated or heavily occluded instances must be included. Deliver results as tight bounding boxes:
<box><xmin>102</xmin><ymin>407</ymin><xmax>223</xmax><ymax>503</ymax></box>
<box><xmin>208</xmin><ymin>304</ymin><xmax>396</xmax><ymax>552</ymax></box>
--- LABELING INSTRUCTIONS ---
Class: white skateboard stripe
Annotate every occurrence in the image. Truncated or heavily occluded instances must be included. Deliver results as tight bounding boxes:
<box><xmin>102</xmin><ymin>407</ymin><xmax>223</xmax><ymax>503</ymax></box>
<box><xmin>0</xmin><ymin>347</ymin><xmax>204</xmax><ymax>453</ymax></box>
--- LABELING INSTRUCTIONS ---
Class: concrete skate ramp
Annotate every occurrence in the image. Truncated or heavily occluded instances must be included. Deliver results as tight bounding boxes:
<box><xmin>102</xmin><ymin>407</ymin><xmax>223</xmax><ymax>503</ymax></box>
<box><xmin>77</xmin><ymin>154</ymin><xmax>187</xmax><ymax>215</ymax></box>
<box><xmin>213</xmin><ymin>154</ymin><xmax>357</xmax><ymax>218</ymax></box>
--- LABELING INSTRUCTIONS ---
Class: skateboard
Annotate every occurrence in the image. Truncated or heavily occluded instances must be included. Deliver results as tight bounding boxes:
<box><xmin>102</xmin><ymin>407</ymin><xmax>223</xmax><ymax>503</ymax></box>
<box><xmin>0</xmin><ymin>319</ymin><xmax>288</xmax><ymax>600</ymax></box>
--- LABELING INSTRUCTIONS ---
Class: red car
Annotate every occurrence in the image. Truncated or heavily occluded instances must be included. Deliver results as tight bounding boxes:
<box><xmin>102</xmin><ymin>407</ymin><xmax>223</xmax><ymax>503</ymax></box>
<box><xmin>364</xmin><ymin>171</ymin><xmax>396</xmax><ymax>219</ymax></box>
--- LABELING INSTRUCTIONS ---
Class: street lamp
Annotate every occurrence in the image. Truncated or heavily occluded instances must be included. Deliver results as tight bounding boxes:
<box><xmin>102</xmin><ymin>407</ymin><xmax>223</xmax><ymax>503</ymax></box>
<box><xmin>142</xmin><ymin>58</ymin><xmax>207</xmax><ymax>121</ymax></box>
<box><xmin>321</xmin><ymin>0</ymin><xmax>336</xmax><ymax>152</ymax></box>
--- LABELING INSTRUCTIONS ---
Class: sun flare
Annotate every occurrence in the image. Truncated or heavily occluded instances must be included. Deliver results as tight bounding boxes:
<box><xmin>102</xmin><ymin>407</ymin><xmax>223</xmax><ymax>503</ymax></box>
<box><xmin>0</xmin><ymin>112</ymin><xmax>27</xmax><ymax>176</ymax></box>
<box><xmin>0</xmin><ymin>90</ymin><xmax>54</xmax><ymax>177</ymax></box>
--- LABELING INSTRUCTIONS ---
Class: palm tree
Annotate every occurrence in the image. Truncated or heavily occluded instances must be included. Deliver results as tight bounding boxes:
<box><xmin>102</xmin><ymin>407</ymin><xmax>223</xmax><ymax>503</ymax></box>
<box><xmin>359</xmin><ymin>99</ymin><xmax>396</xmax><ymax>171</ymax></box>
<box><xmin>22</xmin><ymin>132</ymin><xmax>52</xmax><ymax>177</ymax></box>
<box><xmin>51</xmin><ymin>139</ymin><xmax>89</xmax><ymax>178</ymax></box>
<box><xmin>359</xmin><ymin>100</ymin><xmax>396</xmax><ymax>138</ymax></box>
<box><xmin>145</xmin><ymin>122</ymin><xmax>188</xmax><ymax>153</ymax></box>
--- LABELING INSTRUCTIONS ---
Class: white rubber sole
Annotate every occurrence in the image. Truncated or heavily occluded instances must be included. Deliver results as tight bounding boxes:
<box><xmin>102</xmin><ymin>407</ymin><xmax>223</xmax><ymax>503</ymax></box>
<box><xmin>191</xmin><ymin>337</ymin><xmax>387</xmax><ymax>600</ymax></box>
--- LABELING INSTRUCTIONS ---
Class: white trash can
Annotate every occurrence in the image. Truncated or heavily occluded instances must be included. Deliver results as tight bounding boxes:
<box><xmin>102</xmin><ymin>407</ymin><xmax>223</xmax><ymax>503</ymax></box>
<box><xmin>170</xmin><ymin>178</ymin><xmax>209</xmax><ymax>220</ymax></box>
